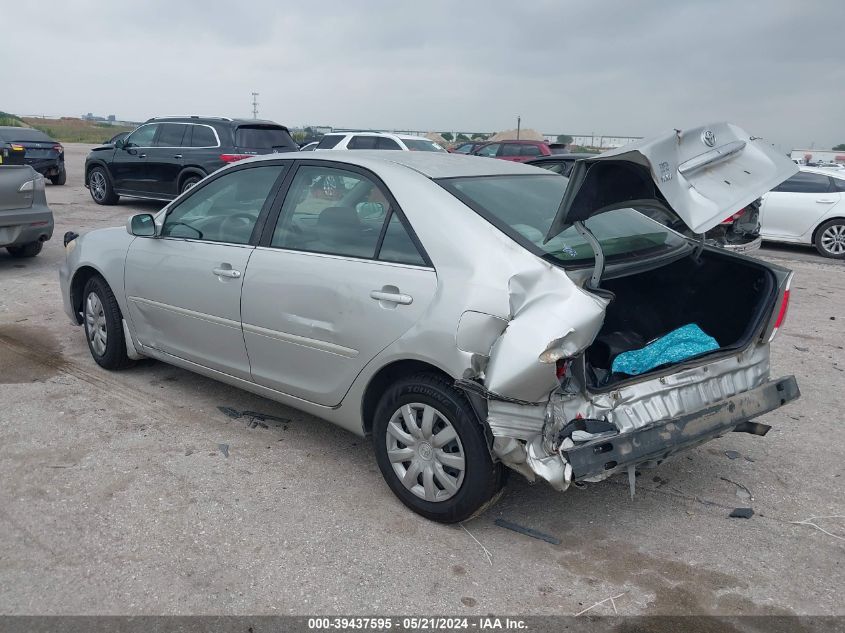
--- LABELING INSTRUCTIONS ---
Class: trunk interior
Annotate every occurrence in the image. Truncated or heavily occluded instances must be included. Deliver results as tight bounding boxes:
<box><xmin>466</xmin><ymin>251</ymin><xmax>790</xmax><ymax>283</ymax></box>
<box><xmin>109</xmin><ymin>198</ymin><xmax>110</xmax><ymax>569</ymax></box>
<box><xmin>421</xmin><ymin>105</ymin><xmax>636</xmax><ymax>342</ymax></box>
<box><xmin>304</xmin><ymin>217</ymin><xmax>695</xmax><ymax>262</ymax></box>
<box><xmin>585</xmin><ymin>250</ymin><xmax>775</xmax><ymax>388</ymax></box>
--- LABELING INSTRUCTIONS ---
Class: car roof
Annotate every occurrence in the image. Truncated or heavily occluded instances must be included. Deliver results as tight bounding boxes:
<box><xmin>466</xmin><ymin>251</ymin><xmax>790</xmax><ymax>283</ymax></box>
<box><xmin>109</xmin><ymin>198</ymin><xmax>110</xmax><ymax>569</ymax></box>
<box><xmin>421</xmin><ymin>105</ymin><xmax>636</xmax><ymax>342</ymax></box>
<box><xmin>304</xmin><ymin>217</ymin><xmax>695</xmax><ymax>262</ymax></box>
<box><xmin>326</xmin><ymin>132</ymin><xmax>433</xmax><ymax>142</ymax></box>
<box><xmin>800</xmin><ymin>166</ymin><xmax>845</xmax><ymax>179</ymax></box>
<box><xmin>239</xmin><ymin>149</ymin><xmax>545</xmax><ymax>179</ymax></box>
<box><xmin>145</xmin><ymin>116</ymin><xmax>287</xmax><ymax>128</ymax></box>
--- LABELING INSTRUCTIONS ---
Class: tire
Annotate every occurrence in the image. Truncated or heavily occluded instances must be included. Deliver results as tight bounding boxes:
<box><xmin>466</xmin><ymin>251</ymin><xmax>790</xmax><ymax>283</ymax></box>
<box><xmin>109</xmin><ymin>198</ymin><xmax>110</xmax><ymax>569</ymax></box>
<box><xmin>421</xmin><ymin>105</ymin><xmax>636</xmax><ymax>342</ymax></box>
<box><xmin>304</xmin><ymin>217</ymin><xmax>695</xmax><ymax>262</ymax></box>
<box><xmin>50</xmin><ymin>165</ymin><xmax>67</xmax><ymax>185</ymax></box>
<box><xmin>88</xmin><ymin>166</ymin><xmax>119</xmax><ymax>205</ymax></box>
<box><xmin>6</xmin><ymin>241</ymin><xmax>43</xmax><ymax>258</ymax></box>
<box><xmin>814</xmin><ymin>219</ymin><xmax>845</xmax><ymax>259</ymax></box>
<box><xmin>372</xmin><ymin>372</ymin><xmax>506</xmax><ymax>523</ymax></box>
<box><xmin>180</xmin><ymin>175</ymin><xmax>202</xmax><ymax>194</ymax></box>
<box><xmin>81</xmin><ymin>275</ymin><xmax>134</xmax><ymax>370</ymax></box>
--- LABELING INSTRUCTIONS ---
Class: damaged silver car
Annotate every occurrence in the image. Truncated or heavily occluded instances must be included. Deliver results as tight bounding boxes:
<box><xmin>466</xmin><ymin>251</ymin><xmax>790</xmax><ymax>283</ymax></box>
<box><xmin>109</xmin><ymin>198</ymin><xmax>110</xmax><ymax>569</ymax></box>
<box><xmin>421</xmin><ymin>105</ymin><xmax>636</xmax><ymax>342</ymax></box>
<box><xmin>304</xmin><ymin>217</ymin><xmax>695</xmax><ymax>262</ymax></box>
<box><xmin>60</xmin><ymin>122</ymin><xmax>800</xmax><ymax>522</ymax></box>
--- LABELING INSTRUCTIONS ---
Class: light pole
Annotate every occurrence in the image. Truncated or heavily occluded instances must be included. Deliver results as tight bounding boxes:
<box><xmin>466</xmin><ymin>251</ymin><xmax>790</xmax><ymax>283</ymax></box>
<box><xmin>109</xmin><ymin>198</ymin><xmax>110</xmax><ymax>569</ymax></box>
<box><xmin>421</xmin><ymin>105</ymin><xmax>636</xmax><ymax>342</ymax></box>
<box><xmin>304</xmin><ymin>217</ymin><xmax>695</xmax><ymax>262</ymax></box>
<box><xmin>517</xmin><ymin>116</ymin><xmax>521</xmax><ymax>140</ymax></box>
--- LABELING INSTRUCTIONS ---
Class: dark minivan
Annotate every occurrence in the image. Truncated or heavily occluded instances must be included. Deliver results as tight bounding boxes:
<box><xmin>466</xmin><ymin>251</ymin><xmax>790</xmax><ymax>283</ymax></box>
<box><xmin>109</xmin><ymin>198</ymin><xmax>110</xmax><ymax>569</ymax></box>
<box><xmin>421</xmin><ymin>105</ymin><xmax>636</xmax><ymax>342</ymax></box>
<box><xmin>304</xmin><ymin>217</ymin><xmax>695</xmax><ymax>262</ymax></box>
<box><xmin>84</xmin><ymin>116</ymin><xmax>297</xmax><ymax>204</ymax></box>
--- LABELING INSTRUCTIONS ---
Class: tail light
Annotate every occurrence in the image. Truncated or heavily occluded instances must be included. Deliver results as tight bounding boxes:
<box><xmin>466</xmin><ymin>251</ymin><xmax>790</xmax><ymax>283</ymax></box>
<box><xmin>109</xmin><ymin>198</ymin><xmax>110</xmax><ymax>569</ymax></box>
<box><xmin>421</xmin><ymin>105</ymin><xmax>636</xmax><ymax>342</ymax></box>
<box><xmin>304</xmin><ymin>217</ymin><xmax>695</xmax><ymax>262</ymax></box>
<box><xmin>767</xmin><ymin>276</ymin><xmax>792</xmax><ymax>342</ymax></box>
<box><xmin>720</xmin><ymin>207</ymin><xmax>747</xmax><ymax>225</ymax></box>
<box><xmin>53</xmin><ymin>144</ymin><xmax>64</xmax><ymax>154</ymax></box>
<box><xmin>10</xmin><ymin>144</ymin><xmax>24</xmax><ymax>151</ymax></box>
<box><xmin>219</xmin><ymin>154</ymin><xmax>251</xmax><ymax>163</ymax></box>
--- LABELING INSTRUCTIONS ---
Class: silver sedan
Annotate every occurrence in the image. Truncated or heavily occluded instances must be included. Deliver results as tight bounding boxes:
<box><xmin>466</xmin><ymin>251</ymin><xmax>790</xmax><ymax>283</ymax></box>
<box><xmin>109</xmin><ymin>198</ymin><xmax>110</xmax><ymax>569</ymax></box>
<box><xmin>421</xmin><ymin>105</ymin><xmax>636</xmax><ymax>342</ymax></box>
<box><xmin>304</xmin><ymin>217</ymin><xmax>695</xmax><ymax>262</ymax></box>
<box><xmin>60</xmin><ymin>123</ymin><xmax>800</xmax><ymax>522</ymax></box>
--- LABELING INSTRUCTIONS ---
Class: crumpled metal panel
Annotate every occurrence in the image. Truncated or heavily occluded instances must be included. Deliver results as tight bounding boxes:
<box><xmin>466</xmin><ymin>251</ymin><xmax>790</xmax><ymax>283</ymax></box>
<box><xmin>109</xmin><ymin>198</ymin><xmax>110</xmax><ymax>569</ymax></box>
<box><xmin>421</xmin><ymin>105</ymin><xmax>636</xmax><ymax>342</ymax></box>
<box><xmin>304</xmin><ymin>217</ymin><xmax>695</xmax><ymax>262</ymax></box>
<box><xmin>584</xmin><ymin>344</ymin><xmax>770</xmax><ymax>434</ymax></box>
<box><xmin>484</xmin><ymin>268</ymin><xmax>609</xmax><ymax>402</ymax></box>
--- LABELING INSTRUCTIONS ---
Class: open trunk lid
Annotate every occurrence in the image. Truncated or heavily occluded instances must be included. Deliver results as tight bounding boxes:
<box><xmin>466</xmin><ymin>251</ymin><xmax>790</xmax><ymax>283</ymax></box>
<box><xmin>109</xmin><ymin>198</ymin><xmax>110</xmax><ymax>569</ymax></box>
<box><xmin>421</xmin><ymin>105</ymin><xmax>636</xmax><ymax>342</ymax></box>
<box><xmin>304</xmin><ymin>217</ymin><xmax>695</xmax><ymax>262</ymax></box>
<box><xmin>545</xmin><ymin>122</ymin><xmax>798</xmax><ymax>242</ymax></box>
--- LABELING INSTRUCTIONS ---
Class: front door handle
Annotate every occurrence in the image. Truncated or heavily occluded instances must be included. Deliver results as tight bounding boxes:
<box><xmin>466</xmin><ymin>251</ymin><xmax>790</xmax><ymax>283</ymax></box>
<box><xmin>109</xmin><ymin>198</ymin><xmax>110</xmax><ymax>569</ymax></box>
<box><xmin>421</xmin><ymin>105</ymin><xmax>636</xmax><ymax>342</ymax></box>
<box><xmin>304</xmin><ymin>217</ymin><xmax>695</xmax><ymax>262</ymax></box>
<box><xmin>174</xmin><ymin>154</ymin><xmax>182</xmax><ymax>159</ymax></box>
<box><xmin>370</xmin><ymin>290</ymin><xmax>412</xmax><ymax>305</ymax></box>
<box><xmin>816</xmin><ymin>199</ymin><xmax>836</xmax><ymax>204</ymax></box>
<box><xmin>213</xmin><ymin>267</ymin><xmax>241</xmax><ymax>279</ymax></box>
<box><xmin>138</xmin><ymin>153</ymin><xmax>147</xmax><ymax>159</ymax></box>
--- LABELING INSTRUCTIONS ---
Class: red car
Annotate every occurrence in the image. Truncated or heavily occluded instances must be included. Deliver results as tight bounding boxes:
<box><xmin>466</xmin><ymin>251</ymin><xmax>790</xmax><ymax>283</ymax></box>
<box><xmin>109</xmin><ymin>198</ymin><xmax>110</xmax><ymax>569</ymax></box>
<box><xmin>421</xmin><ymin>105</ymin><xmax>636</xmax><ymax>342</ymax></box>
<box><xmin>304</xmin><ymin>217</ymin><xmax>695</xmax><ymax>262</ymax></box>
<box><xmin>472</xmin><ymin>139</ymin><xmax>553</xmax><ymax>162</ymax></box>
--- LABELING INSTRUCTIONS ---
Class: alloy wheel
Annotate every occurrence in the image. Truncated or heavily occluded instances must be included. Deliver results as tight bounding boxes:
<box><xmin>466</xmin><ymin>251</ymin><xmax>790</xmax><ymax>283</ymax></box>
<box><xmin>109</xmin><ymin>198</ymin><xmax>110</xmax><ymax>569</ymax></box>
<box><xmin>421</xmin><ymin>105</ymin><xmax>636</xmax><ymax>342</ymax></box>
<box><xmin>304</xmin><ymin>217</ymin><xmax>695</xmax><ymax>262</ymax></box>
<box><xmin>85</xmin><ymin>291</ymin><xmax>108</xmax><ymax>356</ymax></box>
<box><xmin>385</xmin><ymin>403</ymin><xmax>466</xmax><ymax>502</ymax></box>
<box><xmin>90</xmin><ymin>171</ymin><xmax>107</xmax><ymax>202</ymax></box>
<box><xmin>821</xmin><ymin>223</ymin><xmax>845</xmax><ymax>255</ymax></box>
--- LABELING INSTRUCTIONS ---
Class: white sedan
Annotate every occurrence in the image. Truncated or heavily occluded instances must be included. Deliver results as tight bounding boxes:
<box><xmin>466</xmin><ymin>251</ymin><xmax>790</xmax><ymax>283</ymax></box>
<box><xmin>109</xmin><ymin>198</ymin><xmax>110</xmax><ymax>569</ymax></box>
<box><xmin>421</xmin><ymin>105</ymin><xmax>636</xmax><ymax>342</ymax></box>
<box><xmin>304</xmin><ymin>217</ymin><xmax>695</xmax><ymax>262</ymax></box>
<box><xmin>760</xmin><ymin>167</ymin><xmax>845</xmax><ymax>258</ymax></box>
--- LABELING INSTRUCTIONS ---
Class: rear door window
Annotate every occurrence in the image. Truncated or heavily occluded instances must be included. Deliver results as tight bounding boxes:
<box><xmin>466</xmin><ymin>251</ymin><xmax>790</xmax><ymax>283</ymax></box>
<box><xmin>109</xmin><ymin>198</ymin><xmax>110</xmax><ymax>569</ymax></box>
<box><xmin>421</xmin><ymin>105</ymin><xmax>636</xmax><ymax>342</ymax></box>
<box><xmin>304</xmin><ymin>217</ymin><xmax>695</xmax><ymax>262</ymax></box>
<box><xmin>235</xmin><ymin>126</ymin><xmax>296</xmax><ymax>150</ymax></box>
<box><xmin>833</xmin><ymin>177</ymin><xmax>845</xmax><ymax>192</ymax></box>
<box><xmin>155</xmin><ymin>123</ymin><xmax>188</xmax><ymax>147</ymax></box>
<box><xmin>377</xmin><ymin>137</ymin><xmax>402</xmax><ymax>150</ymax></box>
<box><xmin>316</xmin><ymin>135</ymin><xmax>344</xmax><ymax>149</ymax></box>
<box><xmin>773</xmin><ymin>171</ymin><xmax>834</xmax><ymax>193</ymax></box>
<box><xmin>377</xmin><ymin>213</ymin><xmax>426</xmax><ymax>266</ymax></box>
<box><xmin>187</xmin><ymin>125</ymin><xmax>218</xmax><ymax>148</ymax></box>
<box><xmin>347</xmin><ymin>136</ymin><xmax>379</xmax><ymax>150</ymax></box>
<box><xmin>500</xmin><ymin>144</ymin><xmax>522</xmax><ymax>157</ymax></box>
<box><xmin>521</xmin><ymin>144</ymin><xmax>542</xmax><ymax>157</ymax></box>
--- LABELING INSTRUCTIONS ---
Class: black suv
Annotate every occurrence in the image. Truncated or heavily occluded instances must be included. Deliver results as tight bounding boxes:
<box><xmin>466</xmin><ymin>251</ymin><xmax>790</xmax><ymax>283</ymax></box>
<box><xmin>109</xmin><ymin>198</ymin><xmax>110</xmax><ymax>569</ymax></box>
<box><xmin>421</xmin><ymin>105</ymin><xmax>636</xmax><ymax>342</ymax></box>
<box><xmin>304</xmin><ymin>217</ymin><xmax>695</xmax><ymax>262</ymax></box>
<box><xmin>84</xmin><ymin>116</ymin><xmax>297</xmax><ymax>204</ymax></box>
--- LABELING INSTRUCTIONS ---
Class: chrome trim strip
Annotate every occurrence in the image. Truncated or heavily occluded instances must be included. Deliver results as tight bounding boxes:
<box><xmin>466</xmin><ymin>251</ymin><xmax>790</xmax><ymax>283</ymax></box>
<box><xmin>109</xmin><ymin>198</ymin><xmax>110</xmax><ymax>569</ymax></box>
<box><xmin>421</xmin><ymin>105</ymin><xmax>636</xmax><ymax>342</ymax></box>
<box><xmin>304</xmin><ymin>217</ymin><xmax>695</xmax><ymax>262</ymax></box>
<box><xmin>678</xmin><ymin>140</ymin><xmax>747</xmax><ymax>177</ymax></box>
<box><xmin>252</xmin><ymin>246</ymin><xmax>435</xmax><ymax>271</ymax></box>
<box><xmin>242</xmin><ymin>322</ymin><xmax>359</xmax><ymax>358</ymax></box>
<box><xmin>127</xmin><ymin>296</ymin><xmax>242</xmax><ymax>330</ymax></box>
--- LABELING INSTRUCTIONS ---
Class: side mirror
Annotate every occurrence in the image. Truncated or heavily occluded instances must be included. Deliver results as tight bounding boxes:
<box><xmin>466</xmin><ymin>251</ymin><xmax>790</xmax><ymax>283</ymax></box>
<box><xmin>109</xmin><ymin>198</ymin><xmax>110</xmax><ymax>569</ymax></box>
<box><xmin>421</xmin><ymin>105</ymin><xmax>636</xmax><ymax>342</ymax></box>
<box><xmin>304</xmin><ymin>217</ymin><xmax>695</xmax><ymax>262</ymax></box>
<box><xmin>114</xmin><ymin>138</ymin><xmax>126</xmax><ymax>149</ymax></box>
<box><xmin>127</xmin><ymin>213</ymin><xmax>156</xmax><ymax>237</ymax></box>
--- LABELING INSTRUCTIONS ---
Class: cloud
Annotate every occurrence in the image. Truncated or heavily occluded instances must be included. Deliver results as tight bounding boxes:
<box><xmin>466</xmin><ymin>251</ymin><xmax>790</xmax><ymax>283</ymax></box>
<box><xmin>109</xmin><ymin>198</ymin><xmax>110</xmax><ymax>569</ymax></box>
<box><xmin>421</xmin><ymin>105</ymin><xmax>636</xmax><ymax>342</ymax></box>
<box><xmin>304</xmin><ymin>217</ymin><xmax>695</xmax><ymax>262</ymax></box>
<box><xmin>2</xmin><ymin>0</ymin><xmax>843</xmax><ymax>148</ymax></box>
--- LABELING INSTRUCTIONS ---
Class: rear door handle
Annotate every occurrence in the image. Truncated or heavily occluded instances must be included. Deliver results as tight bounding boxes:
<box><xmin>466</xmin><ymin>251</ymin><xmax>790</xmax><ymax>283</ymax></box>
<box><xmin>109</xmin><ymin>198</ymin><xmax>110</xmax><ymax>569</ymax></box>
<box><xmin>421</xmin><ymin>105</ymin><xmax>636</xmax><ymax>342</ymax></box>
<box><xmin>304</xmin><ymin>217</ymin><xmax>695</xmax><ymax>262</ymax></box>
<box><xmin>816</xmin><ymin>199</ymin><xmax>836</xmax><ymax>204</ymax></box>
<box><xmin>138</xmin><ymin>153</ymin><xmax>147</xmax><ymax>158</ymax></box>
<box><xmin>213</xmin><ymin>267</ymin><xmax>241</xmax><ymax>278</ymax></box>
<box><xmin>370</xmin><ymin>290</ymin><xmax>412</xmax><ymax>305</ymax></box>
<box><xmin>173</xmin><ymin>154</ymin><xmax>182</xmax><ymax>159</ymax></box>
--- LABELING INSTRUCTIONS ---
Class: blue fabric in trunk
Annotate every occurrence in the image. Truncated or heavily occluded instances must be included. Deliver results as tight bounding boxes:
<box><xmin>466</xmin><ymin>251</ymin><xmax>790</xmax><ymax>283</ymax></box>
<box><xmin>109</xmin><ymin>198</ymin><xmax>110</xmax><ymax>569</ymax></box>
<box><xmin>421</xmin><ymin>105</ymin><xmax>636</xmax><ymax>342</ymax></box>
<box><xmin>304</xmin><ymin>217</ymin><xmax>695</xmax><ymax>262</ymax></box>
<box><xmin>611</xmin><ymin>324</ymin><xmax>719</xmax><ymax>376</ymax></box>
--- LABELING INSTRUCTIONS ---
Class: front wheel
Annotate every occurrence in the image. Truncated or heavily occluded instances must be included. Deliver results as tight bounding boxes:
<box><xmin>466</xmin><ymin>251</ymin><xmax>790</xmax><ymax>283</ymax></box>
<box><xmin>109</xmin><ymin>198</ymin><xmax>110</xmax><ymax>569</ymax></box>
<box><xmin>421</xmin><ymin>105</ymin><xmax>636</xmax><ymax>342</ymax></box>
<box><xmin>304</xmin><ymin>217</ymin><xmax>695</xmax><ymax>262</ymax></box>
<box><xmin>373</xmin><ymin>373</ymin><xmax>505</xmax><ymax>523</ymax></box>
<box><xmin>815</xmin><ymin>219</ymin><xmax>845</xmax><ymax>259</ymax></box>
<box><xmin>82</xmin><ymin>276</ymin><xmax>134</xmax><ymax>370</ymax></box>
<box><xmin>6</xmin><ymin>241</ymin><xmax>43</xmax><ymax>258</ymax></box>
<box><xmin>88</xmin><ymin>166</ymin><xmax>119</xmax><ymax>205</ymax></box>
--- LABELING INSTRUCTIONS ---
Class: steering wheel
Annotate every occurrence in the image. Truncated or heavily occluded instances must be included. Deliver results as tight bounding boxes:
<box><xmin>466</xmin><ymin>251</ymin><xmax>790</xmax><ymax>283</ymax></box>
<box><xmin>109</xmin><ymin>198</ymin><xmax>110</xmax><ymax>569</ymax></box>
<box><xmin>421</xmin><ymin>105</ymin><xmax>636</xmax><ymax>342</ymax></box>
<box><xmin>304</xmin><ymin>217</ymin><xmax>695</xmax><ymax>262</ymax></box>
<box><xmin>219</xmin><ymin>213</ymin><xmax>255</xmax><ymax>239</ymax></box>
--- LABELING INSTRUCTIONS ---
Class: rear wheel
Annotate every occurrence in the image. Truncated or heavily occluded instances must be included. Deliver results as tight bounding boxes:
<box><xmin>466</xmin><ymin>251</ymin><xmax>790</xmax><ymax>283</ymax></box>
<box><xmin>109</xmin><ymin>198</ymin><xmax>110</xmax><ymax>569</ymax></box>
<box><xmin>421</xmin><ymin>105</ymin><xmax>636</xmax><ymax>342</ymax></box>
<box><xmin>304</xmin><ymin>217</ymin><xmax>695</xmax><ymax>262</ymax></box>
<box><xmin>815</xmin><ymin>219</ymin><xmax>845</xmax><ymax>259</ymax></box>
<box><xmin>50</xmin><ymin>165</ymin><xmax>66</xmax><ymax>185</ymax></box>
<box><xmin>180</xmin><ymin>175</ymin><xmax>202</xmax><ymax>194</ymax></box>
<box><xmin>82</xmin><ymin>275</ymin><xmax>133</xmax><ymax>370</ymax></box>
<box><xmin>373</xmin><ymin>373</ymin><xmax>505</xmax><ymax>523</ymax></box>
<box><xmin>6</xmin><ymin>241</ymin><xmax>43</xmax><ymax>258</ymax></box>
<box><xmin>88</xmin><ymin>166</ymin><xmax>119</xmax><ymax>205</ymax></box>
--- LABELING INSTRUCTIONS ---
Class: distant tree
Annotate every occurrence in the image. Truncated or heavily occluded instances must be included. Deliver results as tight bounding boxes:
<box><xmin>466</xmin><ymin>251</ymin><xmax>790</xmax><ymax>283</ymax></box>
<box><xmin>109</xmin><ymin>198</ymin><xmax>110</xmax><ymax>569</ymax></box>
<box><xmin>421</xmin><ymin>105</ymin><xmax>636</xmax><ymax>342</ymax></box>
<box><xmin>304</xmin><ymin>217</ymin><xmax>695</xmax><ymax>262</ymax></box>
<box><xmin>471</xmin><ymin>133</ymin><xmax>489</xmax><ymax>140</ymax></box>
<box><xmin>441</xmin><ymin>132</ymin><xmax>454</xmax><ymax>142</ymax></box>
<box><xmin>456</xmin><ymin>133</ymin><xmax>470</xmax><ymax>142</ymax></box>
<box><xmin>556</xmin><ymin>134</ymin><xmax>573</xmax><ymax>145</ymax></box>
<box><xmin>833</xmin><ymin>143</ymin><xmax>845</xmax><ymax>151</ymax></box>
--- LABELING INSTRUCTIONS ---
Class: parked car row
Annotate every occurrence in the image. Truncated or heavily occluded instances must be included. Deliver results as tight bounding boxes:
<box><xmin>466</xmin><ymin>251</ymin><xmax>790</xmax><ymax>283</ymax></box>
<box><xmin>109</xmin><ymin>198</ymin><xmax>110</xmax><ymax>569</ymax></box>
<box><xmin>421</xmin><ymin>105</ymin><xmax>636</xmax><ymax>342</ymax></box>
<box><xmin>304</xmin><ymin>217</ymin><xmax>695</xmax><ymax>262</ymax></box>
<box><xmin>61</xmin><ymin>122</ymin><xmax>802</xmax><ymax>521</ymax></box>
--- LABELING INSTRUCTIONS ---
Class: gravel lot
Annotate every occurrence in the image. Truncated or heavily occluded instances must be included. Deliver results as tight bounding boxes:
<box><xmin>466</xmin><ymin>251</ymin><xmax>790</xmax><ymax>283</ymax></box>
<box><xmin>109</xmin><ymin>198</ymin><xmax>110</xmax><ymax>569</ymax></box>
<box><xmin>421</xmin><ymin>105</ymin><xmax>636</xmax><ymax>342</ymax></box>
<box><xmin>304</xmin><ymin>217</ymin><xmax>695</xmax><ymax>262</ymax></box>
<box><xmin>0</xmin><ymin>144</ymin><xmax>843</xmax><ymax>616</ymax></box>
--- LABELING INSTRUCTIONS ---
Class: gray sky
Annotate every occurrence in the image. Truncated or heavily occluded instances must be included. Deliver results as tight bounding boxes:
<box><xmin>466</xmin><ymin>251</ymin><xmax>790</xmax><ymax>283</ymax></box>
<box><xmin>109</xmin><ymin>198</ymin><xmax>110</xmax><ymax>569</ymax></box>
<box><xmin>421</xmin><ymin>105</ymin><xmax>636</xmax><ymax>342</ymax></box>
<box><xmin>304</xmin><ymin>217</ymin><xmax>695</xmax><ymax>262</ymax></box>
<box><xmin>3</xmin><ymin>0</ymin><xmax>843</xmax><ymax>149</ymax></box>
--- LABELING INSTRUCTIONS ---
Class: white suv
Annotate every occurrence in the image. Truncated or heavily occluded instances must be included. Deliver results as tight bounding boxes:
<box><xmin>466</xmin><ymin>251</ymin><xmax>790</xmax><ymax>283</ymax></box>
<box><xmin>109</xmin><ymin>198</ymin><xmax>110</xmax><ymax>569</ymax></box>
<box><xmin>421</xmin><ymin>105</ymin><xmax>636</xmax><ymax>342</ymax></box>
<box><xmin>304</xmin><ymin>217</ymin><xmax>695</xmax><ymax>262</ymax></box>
<box><xmin>315</xmin><ymin>132</ymin><xmax>445</xmax><ymax>152</ymax></box>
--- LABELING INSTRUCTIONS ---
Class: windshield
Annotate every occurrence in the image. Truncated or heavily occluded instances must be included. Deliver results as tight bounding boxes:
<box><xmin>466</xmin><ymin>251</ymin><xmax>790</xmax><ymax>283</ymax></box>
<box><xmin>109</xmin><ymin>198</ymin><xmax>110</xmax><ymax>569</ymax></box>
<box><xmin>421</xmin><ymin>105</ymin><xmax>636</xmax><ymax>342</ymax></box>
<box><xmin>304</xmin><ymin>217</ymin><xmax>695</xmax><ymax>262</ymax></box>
<box><xmin>437</xmin><ymin>174</ymin><xmax>686</xmax><ymax>265</ymax></box>
<box><xmin>1</xmin><ymin>128</ymin><xmax>54</xmax><ymax>143</ymax></box>
<box><xmin>235</xmin><ymin>126</ymin><xmax>296</xmax><ymax>150</ymax></box>
<box><xmin>402</xmin><ymin>139</ymin><xmax>446</xmax><ymax>152</ymax></box>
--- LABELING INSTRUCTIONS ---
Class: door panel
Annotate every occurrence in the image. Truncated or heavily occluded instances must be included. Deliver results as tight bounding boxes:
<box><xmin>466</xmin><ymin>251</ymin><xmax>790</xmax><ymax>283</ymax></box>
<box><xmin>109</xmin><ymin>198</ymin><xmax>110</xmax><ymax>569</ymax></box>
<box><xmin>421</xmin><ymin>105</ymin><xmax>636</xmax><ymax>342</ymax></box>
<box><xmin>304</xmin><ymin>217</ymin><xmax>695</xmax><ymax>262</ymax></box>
<box><xmin>241</xmin><ymin>249</ymin><xmax>437</xmax><ymax>405</ymax></box>
<box><xmin>112</xmin><ymin>123</ymin><xmax>159</xmax><ymax>192</ymax></box>
<box><xmin>760</xmin><ymin>192</ymin><xmax>841</xmax><ymax>240</ymax></box>
<box><xmin>125</xmin><ymin>238</ymin><xmax>254</xmax><ymax>378</ymax></box>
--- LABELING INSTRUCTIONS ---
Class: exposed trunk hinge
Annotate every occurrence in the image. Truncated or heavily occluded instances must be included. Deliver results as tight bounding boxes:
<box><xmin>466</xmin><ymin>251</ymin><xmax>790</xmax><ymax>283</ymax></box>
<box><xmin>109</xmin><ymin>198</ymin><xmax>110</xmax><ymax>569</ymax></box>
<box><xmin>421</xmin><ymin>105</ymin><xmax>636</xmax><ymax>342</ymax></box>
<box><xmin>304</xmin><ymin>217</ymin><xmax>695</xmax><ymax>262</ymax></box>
<box><xmin>692</xmin><ymin>232</ymin><xmax>706</xmax><ymax>263</ymax></box>
<box><xmin>573</xmin><ymin>220</ymin><xmax>604</xmax><ymax>290</ymax></box>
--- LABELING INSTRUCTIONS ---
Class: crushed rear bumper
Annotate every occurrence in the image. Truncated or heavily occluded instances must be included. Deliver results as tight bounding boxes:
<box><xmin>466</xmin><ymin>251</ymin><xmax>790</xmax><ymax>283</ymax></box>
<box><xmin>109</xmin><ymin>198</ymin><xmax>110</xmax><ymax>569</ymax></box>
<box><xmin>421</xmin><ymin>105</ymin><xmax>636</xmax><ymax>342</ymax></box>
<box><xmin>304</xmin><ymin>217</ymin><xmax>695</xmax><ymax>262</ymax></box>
<box><xmin>563</xmin><ymin>375</ymin><xmax>799</xmax><ymax>480</ymax></box>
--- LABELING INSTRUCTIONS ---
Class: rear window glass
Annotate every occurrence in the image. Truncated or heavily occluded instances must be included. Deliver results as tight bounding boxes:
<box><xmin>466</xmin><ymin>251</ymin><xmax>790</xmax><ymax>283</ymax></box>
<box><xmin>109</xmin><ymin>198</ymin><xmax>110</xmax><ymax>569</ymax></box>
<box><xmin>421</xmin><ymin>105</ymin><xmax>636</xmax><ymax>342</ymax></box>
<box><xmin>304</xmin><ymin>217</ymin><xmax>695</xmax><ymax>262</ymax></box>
<box><xmin>235</xmin><ymin>126</ymin><xmax>296</xmax><ymax>150</ymax></box>
<box><xmin>402</xmin><ymin>139</ymin><xmax>445</xmax><ymax>152</ymax></box>
<box><xmin>1</xmin><ymin>128</ymin><xmax>54</xmax><ymax>142</ymax></box>
<box><xmin>437</xmin><ymin>175</ymin><xmax>685</xmax><ymax>266</ymax></box>
<box><xmin>348</xmin><ymin>135</ymin><xmax>379</xmax><ymax>149</ymax></box>
<box><xmin>316</xmin><ymin>135</ymin><xmax>344</xmax><ymax>149</ymax></box>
